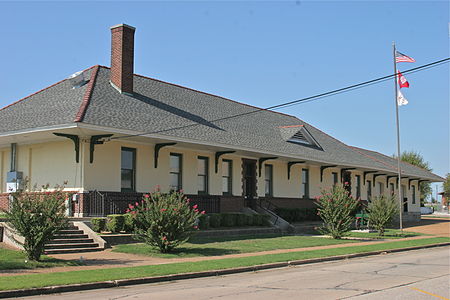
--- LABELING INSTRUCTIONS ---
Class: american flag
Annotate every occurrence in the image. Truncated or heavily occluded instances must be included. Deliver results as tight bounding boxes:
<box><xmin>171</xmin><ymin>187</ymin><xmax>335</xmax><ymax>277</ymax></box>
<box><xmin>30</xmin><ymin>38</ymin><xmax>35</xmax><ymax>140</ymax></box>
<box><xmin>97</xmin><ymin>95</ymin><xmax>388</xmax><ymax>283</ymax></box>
<box><xmin>395</xmin><ymin>51</ymin><xmax>415</xmax><ymax>63</ymax></box>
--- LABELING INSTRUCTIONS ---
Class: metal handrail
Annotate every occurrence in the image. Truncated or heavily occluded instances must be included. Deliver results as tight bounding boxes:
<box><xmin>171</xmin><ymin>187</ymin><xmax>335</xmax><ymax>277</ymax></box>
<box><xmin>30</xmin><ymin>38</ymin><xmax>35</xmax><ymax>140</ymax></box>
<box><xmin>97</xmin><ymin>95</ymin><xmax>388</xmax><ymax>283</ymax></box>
<box><xmin>256</xmin><ymin>198</ymin><xmax>280</xmax><ymax>225</ymax></box>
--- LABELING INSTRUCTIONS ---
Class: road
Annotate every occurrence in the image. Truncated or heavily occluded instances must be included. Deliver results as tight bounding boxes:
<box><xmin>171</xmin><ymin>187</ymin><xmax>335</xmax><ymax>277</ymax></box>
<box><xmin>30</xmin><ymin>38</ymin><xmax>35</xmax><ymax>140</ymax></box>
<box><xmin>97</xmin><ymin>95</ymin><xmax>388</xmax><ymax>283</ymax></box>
<box><xmin>22</xmin><ymin>246</ymin><xmax>450</xmax><ymax>300</ymax></box>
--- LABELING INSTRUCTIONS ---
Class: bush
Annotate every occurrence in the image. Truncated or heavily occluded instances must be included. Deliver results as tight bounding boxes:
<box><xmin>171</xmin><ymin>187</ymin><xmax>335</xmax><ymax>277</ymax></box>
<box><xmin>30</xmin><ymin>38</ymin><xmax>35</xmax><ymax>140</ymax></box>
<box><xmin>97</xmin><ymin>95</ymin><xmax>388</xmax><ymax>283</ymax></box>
<box><xmin>367</xmin><ymin>195</ymin><xmax>399</xmax><ymax>236</ymax></box>
<box><xmin>221</xmin><ymin>213</ymin><xmax>237</xmax><ymax>227</ymax></box>
<box><xmin>130</xmin><ymin>191</ymin><xmax>203</xmax><ymax>253</ymax></box>
<box><xmin>123</xmin><ymin>214</ymin><xmax>135</xmax><ymax>233</ymax></box>
<box><xmin>209</xmin><ymin>214</ymin><xmax>222</xmax><ymax>228</ymax></box>
<box><xmin>91</xmin><ymin>218</ymin><xmax>106</xmax><ymax>233</ymax></box>
<box><xmin>106</xmin><ymin>214</ymin><xmax>125</xmax><ymax>233</ymax></box>
<box><xmin>198</xmin><ymin>214</ymin><xmax>210</xmax><ymax>230</ymax></box>
<box><xmin>316</xmin><ymin>185</ymin><xmax>360</xmax><ymax>239</ymax></box>
<box><xmin>244</xmin><ymin>214</ymin><xmax>254</xmax><ymax>226</ymax></box>
<box><xmin>275</xmin><ymin>208</ymin><xmax>320</xmax><ymax>223</ymax></box>
<box><xmin>261</xmin><ymin>214</ymin><xmax>272</xmax><ymax>226</ymax></box>
<box><xmin>235</xmin><ymin>213</ymin><xmax>246</xmax><ymax>227</ymax></box>
<box><xmin>3</xmin><ymin>184</ymin><xmax>68</xmax><ymax>261</ymax></box>
<box><xmin>253</xmin><ymin>214</ymin><xmax>263</xmax><ymax>226</ymax></box>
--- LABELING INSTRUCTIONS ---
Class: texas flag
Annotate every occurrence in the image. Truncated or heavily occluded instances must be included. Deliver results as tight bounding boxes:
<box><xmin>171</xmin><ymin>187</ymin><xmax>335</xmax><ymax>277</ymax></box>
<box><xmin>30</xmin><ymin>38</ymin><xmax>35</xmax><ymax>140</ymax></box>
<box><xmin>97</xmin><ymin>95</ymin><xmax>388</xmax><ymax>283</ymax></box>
<box><xmin>397</xmin><ymin>71</ymin><xmax>410</xmax><ymax>88</ymax></box>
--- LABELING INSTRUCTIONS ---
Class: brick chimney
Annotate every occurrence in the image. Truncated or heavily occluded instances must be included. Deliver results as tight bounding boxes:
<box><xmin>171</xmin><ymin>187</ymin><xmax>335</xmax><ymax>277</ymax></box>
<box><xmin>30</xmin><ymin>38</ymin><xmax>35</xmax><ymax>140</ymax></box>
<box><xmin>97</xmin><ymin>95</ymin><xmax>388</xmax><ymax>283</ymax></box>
<box><xmin>110</xmin><ymin>24</ymin><xmax>135</xmax><ymax>95</ymax></box>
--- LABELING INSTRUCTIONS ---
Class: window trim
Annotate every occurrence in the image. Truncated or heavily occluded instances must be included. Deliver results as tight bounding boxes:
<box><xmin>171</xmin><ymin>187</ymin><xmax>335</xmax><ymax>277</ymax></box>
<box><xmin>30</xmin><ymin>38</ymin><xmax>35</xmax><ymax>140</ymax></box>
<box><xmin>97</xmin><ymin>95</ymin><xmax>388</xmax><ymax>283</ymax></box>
<box><xmin>121</xmin><ymin>147</ymin><xmax>136</xmax><ymax>192</ymax></box>
<box><xmin>222</xmin><ymin>159</ymin><xmax>233</xmax><ymax>196</ymax></box>
<box><xmin>197</xmin><ymin>156</ymin><xmax>209</xmax><ymax>195</ymax></box>
<box><xmin>355</xmin><ymin>175</ymin><xmax>361</xmax><ymax>199</ymax></box>
<box><xmin>301</xmin><ymin>168</ymin><xmax>310</xmax><ymax>199</ymax></box>
<box><xmin>169</xmin><ymin>153</ymin><xmax>183</xmax><ymax>191</ymax></box>
<box><xmin>412</xmin><ymin>185</ymin><xmax>416</xmax><ymax>204</ymax></box>
<box><xmin>332</xmin><ymin>172</ymin><xmax>338</xmax><ymax>186</ymax></box>
<box><xmin>367</xmin><ymin>180</ymin><xmax>372</xmax><ymax>201</ymax></box>
<box><xmin>264</xmin><ymin>164</ymin><xmax>273</xmax><ymax>197</ymax></box>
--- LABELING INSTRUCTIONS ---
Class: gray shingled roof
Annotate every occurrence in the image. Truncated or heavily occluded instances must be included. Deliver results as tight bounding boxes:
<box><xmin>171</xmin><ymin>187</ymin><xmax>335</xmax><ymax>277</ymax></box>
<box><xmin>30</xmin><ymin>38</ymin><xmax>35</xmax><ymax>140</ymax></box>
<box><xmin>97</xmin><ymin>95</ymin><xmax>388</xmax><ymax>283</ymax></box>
<box><xmin>0</xmin><ymin>66</ymin><xmax>443</xmax><ymax>182</ymax></box>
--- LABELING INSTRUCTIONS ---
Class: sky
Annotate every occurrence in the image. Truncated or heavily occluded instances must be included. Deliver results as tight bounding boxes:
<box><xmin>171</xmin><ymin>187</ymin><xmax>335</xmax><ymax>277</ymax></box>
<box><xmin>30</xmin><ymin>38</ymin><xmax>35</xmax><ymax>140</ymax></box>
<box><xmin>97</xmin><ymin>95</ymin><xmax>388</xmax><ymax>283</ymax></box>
<box><xmin>0</xmin><ymin>1</ymin><xmax>448</xmax><ymax>200</ymax></box>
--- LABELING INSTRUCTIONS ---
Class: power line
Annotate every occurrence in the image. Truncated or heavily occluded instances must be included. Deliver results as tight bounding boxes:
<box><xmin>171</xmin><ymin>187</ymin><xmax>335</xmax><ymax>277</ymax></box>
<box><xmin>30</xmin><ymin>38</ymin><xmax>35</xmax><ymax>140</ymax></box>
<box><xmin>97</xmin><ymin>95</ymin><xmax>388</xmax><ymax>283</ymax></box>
<box><xmin>111</xmin><ymin>57</ymin><xmax>449</xmax><ymax>140</ymax></box>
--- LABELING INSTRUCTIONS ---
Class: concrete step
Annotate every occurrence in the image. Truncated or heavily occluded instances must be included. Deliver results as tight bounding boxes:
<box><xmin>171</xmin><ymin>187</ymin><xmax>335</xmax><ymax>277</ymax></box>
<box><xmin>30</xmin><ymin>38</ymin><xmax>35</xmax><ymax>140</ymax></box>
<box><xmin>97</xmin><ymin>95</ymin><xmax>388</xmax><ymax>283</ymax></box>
<box><xmin>52</xmin><ymin>234</ymin><xmax>89</xmax><ymax>239</ymax></box>
<box><xmin>57</xmin><ymin>229</ymin><xmax>84</xmax><ymax>235</ymax></box>
<box><xmin>44</xmin><ymin>247</ymin><xmax>104</xmax><ymax>255</ymax></box>
<box><xmin>48</xmin><ymin>238</ymin><xmax>94</xmax><ymax>244</ymax></box>
<box><xmin>45</xmin><ymin>242</ymin><xmax>99</xmax><ymax>250</ymax></box>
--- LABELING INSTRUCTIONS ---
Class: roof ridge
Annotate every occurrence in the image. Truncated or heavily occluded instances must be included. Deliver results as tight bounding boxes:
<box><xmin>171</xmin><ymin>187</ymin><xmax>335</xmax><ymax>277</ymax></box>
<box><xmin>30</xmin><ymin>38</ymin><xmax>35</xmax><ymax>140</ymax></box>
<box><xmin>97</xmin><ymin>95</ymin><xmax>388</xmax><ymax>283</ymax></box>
<box><xmin>74</xmin><ymin>65</ymin><xmax>100</xmax><ymax>122</ymax></box>
<box><xmin>349</xmin><ymin>146</ymin><xmax>398</xmax><ymax>171</ymax></box>
<box><xmin>0</xmin><ymin>65</ymin><xmax>97</xmax><ymax>113</ymax></box>
<box><xmin>96</xmin><ymin>65</ymin><xmax>297</xmax><ymax>120</ymax></box>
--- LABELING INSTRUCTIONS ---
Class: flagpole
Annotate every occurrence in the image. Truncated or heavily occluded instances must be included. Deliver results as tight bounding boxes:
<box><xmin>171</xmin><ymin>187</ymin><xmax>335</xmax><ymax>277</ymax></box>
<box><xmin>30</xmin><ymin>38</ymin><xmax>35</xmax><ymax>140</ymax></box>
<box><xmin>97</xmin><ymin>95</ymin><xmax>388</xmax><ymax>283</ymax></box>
<box><xmin>392</xmin><ymin>42</ymin><xmax>403</xmax><ymax>233</ymax></box>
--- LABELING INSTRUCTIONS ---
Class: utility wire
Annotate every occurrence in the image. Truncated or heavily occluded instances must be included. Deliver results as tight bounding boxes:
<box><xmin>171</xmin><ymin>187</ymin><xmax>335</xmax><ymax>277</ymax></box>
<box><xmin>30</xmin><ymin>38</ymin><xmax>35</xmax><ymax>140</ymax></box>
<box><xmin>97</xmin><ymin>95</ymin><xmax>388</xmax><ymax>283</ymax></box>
<box><xmin>110</xmin><ymin>57</ymin><xmax>449</xmax><ymax>140</ymax></box>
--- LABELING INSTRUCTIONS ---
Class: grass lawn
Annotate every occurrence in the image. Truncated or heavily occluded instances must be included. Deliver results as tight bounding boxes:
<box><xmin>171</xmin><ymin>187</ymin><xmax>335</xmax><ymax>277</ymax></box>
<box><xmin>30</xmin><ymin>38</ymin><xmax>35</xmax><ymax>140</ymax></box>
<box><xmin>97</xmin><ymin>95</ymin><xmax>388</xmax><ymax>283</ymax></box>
<box><xmin>112</xmin><ymin>234</ymin><xmax>360</xmax><ymax>258</ymax></box>
<box><xmin>0</xmin><ymin>237</ymin><xmax>448</xmax><ymax>291</ymax></box>
<box><xmin>0</xmin><ymin>247</ymin><xmax>82</xmax><ymax>270</ymax></box>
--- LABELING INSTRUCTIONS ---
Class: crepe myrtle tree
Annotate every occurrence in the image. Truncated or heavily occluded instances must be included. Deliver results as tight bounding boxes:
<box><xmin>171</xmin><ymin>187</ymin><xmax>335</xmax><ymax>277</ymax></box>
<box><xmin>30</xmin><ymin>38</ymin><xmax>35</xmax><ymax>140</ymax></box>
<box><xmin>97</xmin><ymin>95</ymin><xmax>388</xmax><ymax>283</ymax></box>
<box><xmin>3</xmin><ymin>183</ymin><xmax>69</xmax><ymax>261</ymax></box>
<box><xmin>315</xmin><ymin>184</ymin><xmax>360</xmax><ymax>239</ymax></box>
<box><xmin>366</xmin><ymin>195</ymin><xmax>399</xmax><ymax>236</ymax></box>
<box><xmin>128</xmin><ymin>189</ymin><xmax>204</xmax><ymax>253</ymax></box>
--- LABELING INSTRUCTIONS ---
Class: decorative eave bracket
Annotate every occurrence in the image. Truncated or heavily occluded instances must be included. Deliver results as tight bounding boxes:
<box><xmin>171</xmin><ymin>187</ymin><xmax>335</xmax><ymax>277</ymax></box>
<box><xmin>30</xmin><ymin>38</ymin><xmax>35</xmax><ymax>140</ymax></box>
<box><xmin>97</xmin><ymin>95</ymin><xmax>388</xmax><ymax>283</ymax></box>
<box><xmin>320</xmin><ymin>165</ymin><xmax>337</xmax><ymax>182</ymax></box>
<box><xmin>363</xmin><ymin>171</ymin><xmax>377</xmax><ymax>183</ymax></box>
<box><xmin>372</xmin><ymin>173</ymin><xmax>386</xmax><ymax>186</ymax></box>
<box><xmin>287</xmin><ymin>161</ymin><xmax>305</xmax><ymax>180</ymax></box>
<box><xmin>154</xmin><ymin>143</ymin><xmax>177</xmax><ymax>168</ymax></box>
<box><xmin>340</xmin><ymin>168</ymin><xmax>356</xmax><ymax>182</ymax></box>
<box><xmin>258</xmin><ymin>157</ymin><xmax>278</xmax><ymax>177</ymax></box>
<box><xmin>386</xmin><ymin>175</ymin><xmax>398</xmax><ymax>188</ymax></box>
<box><xmin>215</xmin><ymin>151</ymin><xmax>235</xmax><ymax>173</ymax></box>
<box><xmin>409</xmin><ymin>178</ymin><xmax>419</xmax><ymax>190</ymax></box>
<box><xmin>53</xmin><ymin>133</ymin><xmax>80</xmax><ymax>163</ymax></box>
<box><xmin>90</xmin><ymin>134</ymin><xmax>113</xmax><ymax>163</ymax></box>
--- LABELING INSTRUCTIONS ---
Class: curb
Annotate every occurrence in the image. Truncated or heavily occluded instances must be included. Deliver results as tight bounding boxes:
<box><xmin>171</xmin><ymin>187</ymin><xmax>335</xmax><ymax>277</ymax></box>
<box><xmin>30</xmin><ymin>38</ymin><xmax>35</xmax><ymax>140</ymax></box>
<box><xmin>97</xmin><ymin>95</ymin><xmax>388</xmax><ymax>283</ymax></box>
<box><xmin>1</xmin><ymin>242</ymin><xmax>449</xmax><ymax>298</ymax></box>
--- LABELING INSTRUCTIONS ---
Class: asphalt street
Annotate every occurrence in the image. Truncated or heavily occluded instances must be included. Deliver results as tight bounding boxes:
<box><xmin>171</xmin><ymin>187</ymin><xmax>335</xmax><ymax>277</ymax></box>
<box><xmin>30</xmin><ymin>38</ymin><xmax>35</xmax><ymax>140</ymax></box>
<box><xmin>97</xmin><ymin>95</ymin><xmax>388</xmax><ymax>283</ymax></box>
<box><xmin>21</xmin><ymin>246</ymin><xmax>450</xmax><ymax>300</ymax></box>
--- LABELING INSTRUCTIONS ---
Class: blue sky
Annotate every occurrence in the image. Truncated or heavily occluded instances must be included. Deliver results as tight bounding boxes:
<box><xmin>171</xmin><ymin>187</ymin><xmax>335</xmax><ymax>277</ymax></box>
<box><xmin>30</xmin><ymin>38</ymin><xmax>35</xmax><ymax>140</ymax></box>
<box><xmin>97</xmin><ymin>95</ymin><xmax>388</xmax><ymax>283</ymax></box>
<box><xmin>0</xmin><ymin>1</ymin><xmax>448</xmax><ymax>198</ymax></box>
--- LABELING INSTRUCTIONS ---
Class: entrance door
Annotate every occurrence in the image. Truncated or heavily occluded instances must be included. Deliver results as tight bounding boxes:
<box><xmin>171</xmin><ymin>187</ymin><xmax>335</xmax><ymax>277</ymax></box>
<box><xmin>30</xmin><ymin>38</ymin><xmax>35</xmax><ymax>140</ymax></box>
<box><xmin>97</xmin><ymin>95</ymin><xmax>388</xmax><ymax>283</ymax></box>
<box><xmin>242</xmin><ymin>159</ymin><xmax>257</xmax><ymax>208</ymax></box>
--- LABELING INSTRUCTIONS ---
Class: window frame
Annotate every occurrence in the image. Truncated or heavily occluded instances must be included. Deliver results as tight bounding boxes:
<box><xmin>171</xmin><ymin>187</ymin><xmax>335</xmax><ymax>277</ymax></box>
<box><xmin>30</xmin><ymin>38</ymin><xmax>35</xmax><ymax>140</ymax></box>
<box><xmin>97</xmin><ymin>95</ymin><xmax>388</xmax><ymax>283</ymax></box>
<box><xmin>121</xmin><ymin>147</ymin><xmax>136</xmax><ymax>192</ymax></box>
<box><xmin>301</xmin><ymin>168</ymin><xmax>310</xmax><ymax>199</ymax></box>
<box><xmin>412</xmin><ymin>185</ymin><xmax>416</xmax><ymax>204</ymax></box>
<box><xmin>378</xmin><ymin>181</ymin><xmax>384</xmax><ymax>196</ymax></box>
<box><xmin>367</xmin><ymin>180</ymin><xmax>372</xmax><ymax>200</ymax></box>
<box><xmin>355</xmin><ymin>175</ymin><xmax>361</xmax><ymax>199</ymax></box>
<box><xmin>222</xmin><ymin>159</ymin><xmax>233</xmax><ymax>196</ymax></box>
<box><xmin>264</xmin><ymin>164</ymin><xmax>273</xmax><ymax>197</ymax></box>
<box><xmin>169</xmin><ymin>153</ymin><xmax>183</xmax><ymax>191</ymax></box>
<box><xmin>197</xmin><ymin>156</ymin><xmax>209</xmax><ymax>195</ymax></box>
<box><xmin>332</xmin><ymin>172</ymin><xmax>338</xmax><ymax>186</ymax></box>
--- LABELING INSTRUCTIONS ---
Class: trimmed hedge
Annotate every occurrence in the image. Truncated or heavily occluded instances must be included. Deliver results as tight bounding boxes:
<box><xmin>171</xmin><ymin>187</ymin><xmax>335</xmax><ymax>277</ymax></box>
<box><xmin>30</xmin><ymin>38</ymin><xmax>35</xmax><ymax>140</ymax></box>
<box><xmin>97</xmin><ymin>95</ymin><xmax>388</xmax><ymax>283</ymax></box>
<box><xmin>209</xmin><ymin>213</ymin><xmax>222</xmax><ymax>228</ymax></box>
<box><xmin>106</xmin><ymin>214</ymin><xmax>125</xmax><ymax>233</ymax></box>
<box><xmin>274</xmin><ymin>207</ymin><xmax>321</xmax><ymax>223</ymax></box>
<box><xmin>91</xmin><ymin>218</ymin><xmax>106</xmax><ymax>233</ymax></box>
<box><xmin>204</xmin><ymin>213</ymin><xmax>270</xmax><ymax>229</ymax></box>
<box><xmin>198</xmin><ymin>215</ymin><xmax>210</xmax><ymax>230</ymax></box>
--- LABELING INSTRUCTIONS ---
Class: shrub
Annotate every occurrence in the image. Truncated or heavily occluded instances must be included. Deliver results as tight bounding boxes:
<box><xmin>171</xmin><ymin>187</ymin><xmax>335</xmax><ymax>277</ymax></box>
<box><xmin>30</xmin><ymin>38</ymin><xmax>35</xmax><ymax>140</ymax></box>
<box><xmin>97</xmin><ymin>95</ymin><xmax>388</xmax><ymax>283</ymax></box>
<box><xmin>3</xmin><ymin>184</ymin><xmax>68</xmax><ymax>261</ymax></box>
<box><xmin>106</xmin><ymin>214</ymin><xmax>125</xmax><ymax>233</ymax></box>
<box><xmin>235</xmin><ymin>213</ymin><xmax>246</xmax><ymax>227</ymax></box>
<box><xmin>316</xmin><ymin>185</ymin><xmax>360</xmax><ymax>239</ymax></box>
<box><xmin>261</xmin><ymin>214</ymin><xmax>272</xmax><ymax>226</ymax></box>
<box><xmin>275</xmin><ymin>208</ymin><xmax>320</xmax><ymax>223</ymax></box>
<box><xmin>123</xmin><ymin>214</ymin><xmax>135</xmax><ymax>233</ymax></box>
<box><xmin>198</xmin><ymin>214</ymin><xmax>210</xmax><ymax>230</ymax></box>
<box><xmin>244</xmin><ymin>214</ymin><xmax>254</xmax><ymax>226</ymax></box>
<box><xmin>130</xmin><ymin>191</ymin><xmax>203</xmax><ymax>253</ymax></box>
<box><xmin>209</xmin><ymin>214</ymin><xmax>222</xmax><ymax>228</ymax></box>
<box><xmin>253</xmin><ymin>214</ymin><xmax>263</xmax><ymax>226</ymax></box>
<box><xmin>221</xmin><ymin>213</ymin><xmax>236</xmax><ymax>227</ymax></box>
<box><xmin>367</xmin><ymin>195</ymin><xmax>399</xmax><ymax>236</ymax></box>
<box><xmin>91</xmin><ymin>218</ymin><xmax>106</xmax><ymax>233</ymax></box>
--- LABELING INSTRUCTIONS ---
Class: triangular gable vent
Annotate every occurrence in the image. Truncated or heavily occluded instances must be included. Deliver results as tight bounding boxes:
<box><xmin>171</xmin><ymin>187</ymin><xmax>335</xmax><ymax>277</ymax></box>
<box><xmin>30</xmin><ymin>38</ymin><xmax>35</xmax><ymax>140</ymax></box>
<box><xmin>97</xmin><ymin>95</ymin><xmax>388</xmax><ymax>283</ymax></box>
<box><xmin>287</xmin><ymin>127</ymin><xmax>322</xmax><ymax>149</ymax></box>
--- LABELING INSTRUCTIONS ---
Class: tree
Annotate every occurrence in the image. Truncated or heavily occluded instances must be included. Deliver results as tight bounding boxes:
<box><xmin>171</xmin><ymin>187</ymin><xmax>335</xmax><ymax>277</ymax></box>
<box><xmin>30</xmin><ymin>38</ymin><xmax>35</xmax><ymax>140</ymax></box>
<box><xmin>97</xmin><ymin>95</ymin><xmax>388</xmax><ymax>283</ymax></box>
<box><xmin>366</xmin><ymin>195</ymin><xmax>399</xmax><ymax>236</ymax></box>
<box><xmin>394</xmin><ymin>151</ymin><xmax>432</xmax><ymax>205</ymax></box>
<box><xmin>443</xmin><ymin>173</ymin><xmax>450</xmax><ymax>197</ymax></box>
<box><xmin>315</xmin><ymin>185</ymin><xmax>360</xmax><ymax>239</ymax></box>
<box><xmin>3</xmin><ymin>184</ymin><xmax>68</xmax><ymax>261</ymax></box>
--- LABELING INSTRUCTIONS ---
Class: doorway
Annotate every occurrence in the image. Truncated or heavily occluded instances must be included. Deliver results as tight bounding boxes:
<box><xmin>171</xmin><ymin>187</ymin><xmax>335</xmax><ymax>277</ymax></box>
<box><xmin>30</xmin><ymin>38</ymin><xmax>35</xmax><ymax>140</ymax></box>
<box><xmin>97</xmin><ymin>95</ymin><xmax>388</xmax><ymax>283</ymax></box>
<box><xmin>242</xmin><ymin>159</ymin><xmax>257</xmax><ymax>208</ymax></box>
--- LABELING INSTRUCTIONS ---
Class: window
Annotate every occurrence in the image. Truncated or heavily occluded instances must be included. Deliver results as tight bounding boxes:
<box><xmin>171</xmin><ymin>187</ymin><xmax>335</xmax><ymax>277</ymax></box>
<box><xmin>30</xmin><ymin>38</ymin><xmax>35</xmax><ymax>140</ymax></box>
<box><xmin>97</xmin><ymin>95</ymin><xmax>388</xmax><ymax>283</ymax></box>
<box><xmin>332</xmin><ymin>172</ymin><xmax>338</xmax><ymax>186</ymax></box>
<box><xmin>301</xmin><ymin>169</ymin><xmax>309</xmax><ymax>198</ymax></box>
<box><xmin>197</xmin><ymin>157</ymin><xmax>208</xmax><ymax>194</ymax></box>
<box><xmin>390</xmin><ymin>183</ymin><xmax>395</xmax><ymax>195</ymax></box>
<box><xmin>378</xmin><ymin>182</ymin><xmax>384</xmax><ymax>196</ymax></box>
<box><xmin>265</xmin><ymin>165</ymin><xmax>273</xmax><ymax>197</ymax></box>
<box><xmin>355</xmin><ymin>175</ymin><xmax>361</xmax><ymax>199</ymax></box>
<box><xmin>412</xmin><ymin>185</ymin><xmax>416</xmax><ymax>204</ymax></box>
<box><xmin>121</xmin><ymin>147</ymin><xmax>136</xmax><ymax>192</ymax></box>
<box><xmin>169</xmin><ymin>153</ymin><xmax>182</xmax><ymax>191</ymax></box>
<box><xmin>367</xmin><ymin>180</ymin><xmax>372</xmax><ymax>200</ymax></box>
<box><xmin>222</xmin><ymin>160</ymin><xmax>232</xmax><ymax>195</ymax></box>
